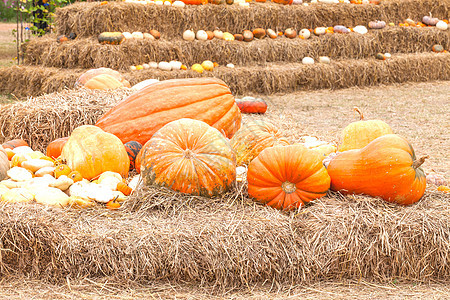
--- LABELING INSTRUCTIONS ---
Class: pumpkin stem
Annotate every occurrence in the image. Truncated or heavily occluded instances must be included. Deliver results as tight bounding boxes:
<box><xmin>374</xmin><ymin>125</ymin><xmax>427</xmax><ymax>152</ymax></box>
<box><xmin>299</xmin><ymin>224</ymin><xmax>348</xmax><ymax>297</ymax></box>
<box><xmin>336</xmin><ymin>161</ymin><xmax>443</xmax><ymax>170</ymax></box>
<box><xmin>183</xmin><ymin>149</ymin><xmax>195</xmax><ymax>159</ymax></box>
<box><xmin>412</xmin><ymin>155</ymin><xmax>428</xmax><ymax>169</ymax></box>
<box><xmin>353</xmin><ymin>107</ymin><xmax>364</xmax><ymax>120</ymax></box>
<box><xmin>281</xmin><ymin>181</ymin><xmax>297</xmax><ymax>194</ymax></box>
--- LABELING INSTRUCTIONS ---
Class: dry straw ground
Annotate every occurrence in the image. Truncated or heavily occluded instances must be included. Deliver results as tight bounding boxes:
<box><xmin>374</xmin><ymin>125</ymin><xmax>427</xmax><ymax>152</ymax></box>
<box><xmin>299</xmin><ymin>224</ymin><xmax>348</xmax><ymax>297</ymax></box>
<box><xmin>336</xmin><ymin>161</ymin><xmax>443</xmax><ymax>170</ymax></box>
<box><xmin>56</xmin><ymin>0</ymin><xmax>450</xmax><ymax>39</ymax></box>
<box><xmin>22</xmin><ymin>27</ymin><xmax>450</xmax><ymax>69</ymax></box>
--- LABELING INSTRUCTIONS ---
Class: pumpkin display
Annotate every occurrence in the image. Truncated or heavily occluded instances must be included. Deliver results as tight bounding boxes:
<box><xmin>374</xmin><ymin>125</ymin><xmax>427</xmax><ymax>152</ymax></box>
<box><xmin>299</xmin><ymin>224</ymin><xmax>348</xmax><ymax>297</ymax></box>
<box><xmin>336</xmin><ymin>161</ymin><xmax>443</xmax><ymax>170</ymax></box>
<box><xmin>75</xmin><ymin>67</ymin><xmax>130</xmax><ymax>88</ymax></box>
<box><xmin>124</xmin><ymin>141</ymin><xmax>143</xmax><ymax>170</ymax></box>
<box><xmin>230</xmin><ymin>120</ymin><xmax>289</xmax><ymax>165</ymax></box>
<box><xmin>327</xmin><ymin>134</ymin><xmax>427</xmax><ymax>205</ymax></box>
<box><xmin>247</xmin><ymin>145</ymin><xmax>331</xmax><ymax>211</ymax></box>
<box><xmin>61</xmin><ymin>125</ymin><xmax>129</xmax><ymax>180</ymax></box>
<box><xmin>2</xmin><ymin>139</ymin><xmax>28</xmax><ymax>149</ymax></box>
<box><xmin>98</xmin><ymin>32</ymin><xmax>125</xmax><ymax>45</ymax></box>
<box><xmin>140</xmin><ymin>119</ymin><xmax>236</xmax><ymax>198</ymax></box>
<box><xmin>46</xmin><ymin>137</ymin><xmax>69</xmax><ymax>159</ymax></box>
<box><xmin>235</xmin><ymin>97</ymin><xmax>268</xmax><ymax>114</ymax></box>
<box><xmin>338</xmin><ymin>107</ymin><xmax>393</xmax><ymax>152</ymax></box>
<box><xmin>96</xmin><ymin>78</ymin><xmax>241</xmax><ymax>146</ymax></box>
<box><xmin>0</xmin><ymin>146</ymin><xmax>9</xmax><ymax>181</ymax></box>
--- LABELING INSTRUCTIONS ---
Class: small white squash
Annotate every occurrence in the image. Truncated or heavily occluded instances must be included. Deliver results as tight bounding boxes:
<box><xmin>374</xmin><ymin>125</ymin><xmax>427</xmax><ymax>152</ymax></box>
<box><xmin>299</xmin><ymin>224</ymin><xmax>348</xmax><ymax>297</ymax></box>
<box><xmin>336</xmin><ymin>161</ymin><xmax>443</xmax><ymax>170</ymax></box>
<box><xmin>319</xmin><ymin>56</ymin><xmax>331</xmax><ymax>64</ymax></box>
<box><xmin>49</xmin><ymin>175</ymin><xmax>74</xmax><ymax>191</ymax></box>
<box><xmin>149</xmin><ymin>61</ymin><xmax>158</xmax><ymax>69</ymax></box>
<box><xmin>7</xmin><ymin>167</ymin><xmax>33</xmax><ymax>182</ymax></box>
<box><xmin>436</xmin><ymin>20</ymin><xmax>448</xmax><ymax>31</ymax></box>
<box><xmin>226</xmin><ymin>63</ymin><xmax>235</xmax><ymax>68</ymax></box>
<box><xmin>353</xmin><ymin>25</ymin><xmax>368</xmax><ymax>35</ymax></box>
<box><xmin>132</xmin><ymin>32</ymin><xmax>144</xmax><ymax>39</ymax></box>
<box><xmin>142</xmin><ymin>63</ymin><xmax>150</xmax><ymax>69</ymax></box>
<box><xmin>34</xmin><ymin>166</ymin><xmax>56</xmax><ymax>177</ymax></box>
<box><xmin>196</xmin><ymin>30</ymin><xmax>208</xmax><ymax>41</ymax></box>
<box><xmin>172</xmin><ymin>0</ymin><xmax>185</xmax><ymax>8</ymax></box>
<box><xmin>122</xmin><ymin>32</ymin><xmax>133</xmax><ymax>39</ymax></box>
<box><xmin>213</xmin><ymin>29</ymin><xmax>224</xmax><ymax>39</ymax></box>
<box><xmin>313</xmin><ymin>27</ymin><xmax>326</xmax><ymax>36</ymax></box>
<box><xmin>21</xmin><ymin>159</ymin><xmax>54</xmax><ymax>173</ymax></box>
<box><xmin>183</xmin><ymin>30</ymin><xmax>196</xmax><ymax>41</ymax></box>
<box><xmin>302</xmin><ymin>57</ymin><xmax>315</xmax><ymax>65</ymax></box>
<box><xmin>170</xmin><ymin>60</ymin><xmax>182</xmax><ymax>70</ymax></box>
<box><xmin>143</xmin><ymin>33</ymin><xmax>155</xmax><ymax>40</ymax></box>
<box><xmin>158</xmin><ymin>61</ymin><xmax>172</xmax><ymax>71</ymax></box>
<box><xmin>1</xmin><ymin>188</ymin><xmax>34</xmax><ymax>203</ymax></box>
<box><xmin>35</xmin><ymin>187</ymin><xmax>70</xmax><ymax>207</ymax></box>
<box><xmin>299</xmin><ymin>28</ymin><xmax>311</xmax><ymax>39</ymax></box>
<box><xmin>384</xmin><ymin>53</ymin><xmax>391</xmax><ymax>58</ymax></box>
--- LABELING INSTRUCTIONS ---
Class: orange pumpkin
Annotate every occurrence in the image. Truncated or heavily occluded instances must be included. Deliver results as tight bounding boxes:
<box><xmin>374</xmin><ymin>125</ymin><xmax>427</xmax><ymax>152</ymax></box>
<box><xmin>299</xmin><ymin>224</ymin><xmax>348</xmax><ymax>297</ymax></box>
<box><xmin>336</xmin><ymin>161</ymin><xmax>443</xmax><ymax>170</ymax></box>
<box><xmin>0</xmin><ymin>145</ymin><xmax>10</xmax><ymax>181</ymax></box>
<box><xmin>230</xmin><ymin>120</ymin><xmax>289</xmax><ymax>166</ymax></box>
<box><xmin>55</xmin><ymin>164</ymin><xmax>72</xmax><ymax>179</ymax></box>
<box><xmin>96</xmin><ymin>78</ymin><xmax>241</xmax><ymax>145</ymax></box>
<box><xmin>46</xmin><ymin>137</ymin><xmax>69</xmax><ymax>159</ymax></box>
<box><xmin>338</xmin><ymin>107</ymin><xmax>393</xmax><ymax>152</ymax></box>
<box><xmin>247</xmin><ymin>145</ymin><xmax>331</xmax><ymax>211</ymax></box>
<box><xmin>83</xmin><ymin>74</ymin><xmax>125</xmax><ymax>90</ymax></box>
<box><xmin>106</xmin><ymin>198</ymin><xmax>121</xmax><ymax>210</ymax></box>
<box><xmin>61</xmin><ymin>125</ymin><xmax>130</xmax><ymax>180</ymax></box>
<box><xmin>75</xmin><ymin>67</ymin><xmax>130</xmax><ymax>88</ymax></box>
<box><xmin>2</xmin><ymin>139</ymin><xmax>28</xmax><ymax>149</ymax></box>
<box><xmin>327</xmin><ymin>134</ymin><xmax>427</xmax><ymax>205</ymax></box>
<box><xmin>140</xmin><ymin>119</ymin><xmax>236</xmax><ymax>197</ymax></box>
<box><xmin>68</xmin><ymin>171</ymin><xmax>83</xmax><ymax>182</ymax></box>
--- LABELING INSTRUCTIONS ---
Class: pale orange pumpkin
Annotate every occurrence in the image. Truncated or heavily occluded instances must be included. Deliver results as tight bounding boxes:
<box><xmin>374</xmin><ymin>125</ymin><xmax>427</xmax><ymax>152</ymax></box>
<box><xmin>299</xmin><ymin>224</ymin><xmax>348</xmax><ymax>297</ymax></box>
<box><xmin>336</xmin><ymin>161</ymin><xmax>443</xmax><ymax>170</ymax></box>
<box><xmin>328</xmin><ymin>134</ymin><xmax>427</xmax><ymax>205</ymax></box>
<box><xmin>247</xmin><ymin>145</ymin><xmax>331</xmax><ymax>211</ymax></box>
<box><xmin>83</xmin><ymin>74</ymin><xmax>125</xmax><ymax>90</ymax></box>
<box><xmin>140</xmin><ymin>118</ymin><xmax>236</xmax><ymax>197</ymax></box>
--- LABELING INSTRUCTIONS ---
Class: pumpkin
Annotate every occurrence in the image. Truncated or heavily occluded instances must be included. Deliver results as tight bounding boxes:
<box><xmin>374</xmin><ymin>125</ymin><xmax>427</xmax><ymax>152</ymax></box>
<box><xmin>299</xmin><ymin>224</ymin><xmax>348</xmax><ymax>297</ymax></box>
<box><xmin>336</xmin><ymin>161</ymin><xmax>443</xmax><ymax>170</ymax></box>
<box><xmin>83</xmin><ymin>74</ymin><xmax>126</xmax><ymax>90</ymax></box>
<box><xmin>191</xmin><ymin>63</ymin><xmax>204</xmax><ymax>73</ymax></box>
<box><xmin>54</xmin><ymin>164</ymin><xmax>72</xmax><ymax>179</ymax></box>
<box><xmin>106</xmin><ymin>198</ymin><xmax>121</xmax><ymax>210</ymax></box>
<box><xmin>75</xmin><ymin>68</ymin><xmax>130</xmax><ymax>88</ymax></box>
<box><xmin>98</xmin><ymin>32</ymin><xmax>125</xmax><ymax>45</ymax></box>
<box><xmin>149</xmin><ymin>29</ymin><xmax>161</xmax><ymax>39</ymax></box>
<box><xmin>196</xmin><ymin>30</ymin><xmax>208</xmax><ymax>41</ymax></box>
<box><xmin>0</xmin><ymin>146</ymin><xmax>9</xmax><ymax>181</ymax></box>
<box><xmin>230</xmin><ymin>120</ymin><xmax>289</xmax><ymax>166</ymax></box>
<box><xmin>422</xmin><ymin>15</ymin><xmax>439</xmax><ymax>26</ymax></box>
<box><xmin>57</xmin><ymin>35</ymin><xmax>69</xmax><ymax>43</ymax></box>
<box><xmin>338</xmin><ymin>107</ymin><xmax>393</xmax><ymax>152</ymax></box>
<box><xmin>124</xmin><ymin>141</ymin><xmax>142</xmax><ymax>170</ymax></box>
<box><xmin>2</xmin><ymin>139</ymin><xmax>28</xmax><ymax>149</ymax></box>
<box><xmin>206</xmin><ymin>31</ymin><xmax>215</xmax><ymax>40</ymax></box>
<box><xmin>201</xmin><ymin>60</ymin><xmax>214</xmax><ymax>71</ymax></box>
<box><xmin>253</xmin><ymin>28</ymin><xmax>266</xmax><ymax>39</ymax></box>
<box><xmin>272</xmin><ymin>0</ymin><xmax>293</xmax><ymax>4</ymax></box>
<box><xmin>140</xmin><ymin>118</ymin><xmax>236</xmax><ymax>197</ymax></box>
<box><xmin>436</xmin><ymin>20</ymin><xmax>448</xmax><ymax>31</ymax></box>
<box><xmin>213</xmin><ymin>29</ymin><xmax>224</xmax><ymax>39</ymax></box>
<box><xmin>117</xmin><ymin>181</ymin><xmax>132</xmax><ymax>196</ymax></box>
<box><xmin>432</xmin><ymin>44</ymin><xmax>444</xmax><ymax>53</ymax></box>
<box><xmin>235</xmin><ymin>97</ymin><xmax>267</xmax><ymax>114</ymax></box>
<box><xmin>284</xmin><ymin>28</ymin><xmax>297</xmax><ymax>39</ymax></box>
<box><xmin>375</xmin><ymin>53</ymin><xmax>386</xmax><ymax>60</ymax></box>
<box><xmin>183</xmin><ymin>30</ymin><xmax>196</xmax><ymax>41</ymax></box>
<box><xmin>243</xmin><ymin>30</ymin><xmax>254</xmax><ymax>42</ymax></box>
<box><xmin>96</xmin><ymin>78</ymin><xmax>241</xmax><ymax>146</ymax></box>
<box><xmin>368</xmin><ymin>20</ymin><xmax>386</xmax><ymax>29</ymax></box>
<box><xmin>233</xmin><ymin>34</ymin><xmax>244</xmax><ymax>41</ymax></box>
<box><xmin>46</xmin><ymin>137</ymin><xmax>69</xmax><ymax>159</ymax></box>
<box><xmin>266</xmin><ymin>29</ymin><xmax>278</xmax><ymax>39</ymax></box>
<box><xmin>61</xmin><ymin>125</ymin><xmax>129</xmax><ymax>180</ymax></box>
<box><xmin>327</xmin><ymin>134</ymin><xmax>427</xmax><ymax>205</ymax></box>
<box><xmin>247</xmin><ymin>145</ymin><xmax>331</xmax><ymax>211</ymax></box>
<box><xmin>68</xmin><ymin>171</ymin><xmax>83</xmax><ymax>183</ymax></box>
<box><xmin>299</xmin><ymin>28</ymin><xmax>310</xmax><ymax>39</ymax></box>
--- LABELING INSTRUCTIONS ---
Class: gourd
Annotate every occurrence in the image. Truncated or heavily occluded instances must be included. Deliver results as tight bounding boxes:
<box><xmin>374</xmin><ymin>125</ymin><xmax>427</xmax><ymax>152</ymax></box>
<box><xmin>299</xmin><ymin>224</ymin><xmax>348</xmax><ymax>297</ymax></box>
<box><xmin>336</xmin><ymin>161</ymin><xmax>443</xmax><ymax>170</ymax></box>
<box><xmin>191</xmin><ymin>63</ymin><xmax>204</xmax><ymax>73</ymax></box>
<box><xmin>235</xmin><ymin>97</ymin><xmax>267</xmax><ymax>114</ymax></box>
<box><xmin>196</xmin><ymin>30</ymin><xmax>208</xmax><ymax>41</ymax></box>
<box><xmin>158</xmin><ymin>61</ymin><xmax>172</xmax><ymax>71</ymax></box>
<box><xmin>252</xmin><ymin>28</ymin><xmax>266</xmax><ymax>39</ymax></box>
<box><xmin>95</xmin><ymin>78</ymin><xmax>242</xmax><ymax>145</ymax></box>
<box><xmin>327</xmin><ymin>134</ymin><xmax>427</xmax><ymax>205</ymax></box>
<box><xmin>222</xmin><ymin>32</ymin><xmax>235</xmax><ymax>41</ymax></box>
<box><xmin>247</xmin><ymin>145</ymin><xmax>331</xmax><ymax>211</ymax></box>
<box><xmin>61</xmin><ymin>125</ymin><xmax>130</xmax><ymax>180</ymax></box>
<box><xmin>140</xmin><ymin>119</ymin><xmax>236</xmax><ymax>197</ymax></box>
<box><xmin>201</xmin><ymin>60</ymin><xmax>214</xmax><ymax>71</ymax></box>
<box><xmin>2</xmin><ymin>139</ymin><xmax>28</xmax><ymax>149</ymax></box>
<box><xmin>234</xmin><ymin>34</ymin><xmax>244</xmax><ymax>41</ymax></box>
<box><xmin>183</xmin><ymin>30</ymin><xmax>196</xmax><ymax>41</ymax></box>
<box><xmin>368</xmin><ymin>20</ymin><xmax>386</xmax><ymax>29</ymax></box>
<box><xmin>302</xmin><ymin>57</ymin><xmax>314</xmax><ymax>64</ymax></box>
<box><xmin>98</xmin><ymin>32</ymin><xmax>125</xmax><ymax>45</ymax></box>
<box><xmin>75</xmin><ymin>68</ymin><xmax>130</xmax><ymax>88</ymax></box>
<box><xmin>432</xmin><ymin>44</ymin><xmax>444</xmax><ymax>53</ymax></box>
<box><xmin>243</xmin><ymin>30</ymin><xmax>254</xmax><ymax>42</ymax></box>
<box><xmin>0</xmin><ymin>145</ymin><xmax>10</xmax><ymax>181</ymax></box>
<box><xmin>338</xmin><ymin>107</ymin><xmax>393</xmax><ymax>152</ymax></box>
<box><xmin>272</xmin><ymin>0</ymin><xmax>293</xmax><ymax>4</ymax></box>
<box><xmin>266</xmin><ymin>29</ymin><xmax>277</xmax><ymax>39</ymax></box>
<box><xmin>436</xmin><ymin>20</ymin><xmax>448</xmax><ymax>31</ymax></box>
<box><xmin>314</xmin><ymin>27</ymin><xmax>326</xmax><ymax>36</ymax></box>
<box><xmin>46</xmin><ymin>137</ymin><xmax>69</xmax><ymax>159</ymax></box>
<box><xmin>230</xmin><ymin>120</ymin><xmax>289</xmax><ymax>165</ymax></box>
<box><xmin>422</xmin><ymin>15</ymin><xmax>439</xmax><ymax>26</ymax></box>
<box><xmin>299</xmin><ymin>28</ymin><xmax>310</xmax><ymax>39</ymax></box>
<box><xmin>334</xmin><ymin>25</ymin><xmax>350</xmax><ymax>33</ymax></box>
<box><xmin>284</xmin><ymin>28</ymin><xmax>297</xmax><ymax>38</ymax></box>
<box><xmin>149</xmin><ymin>30</ymin><xmax>161</xmax><ymax>39</ymax></box>
<box><xmin>206</xmin><ymin>31</ymin><xmax>215</xmax><ymax>40</ymax></box>
<box><xmin>213</xmin><ymin>29</ymin><xmax>224</xmax><ymax>39</ymax></box>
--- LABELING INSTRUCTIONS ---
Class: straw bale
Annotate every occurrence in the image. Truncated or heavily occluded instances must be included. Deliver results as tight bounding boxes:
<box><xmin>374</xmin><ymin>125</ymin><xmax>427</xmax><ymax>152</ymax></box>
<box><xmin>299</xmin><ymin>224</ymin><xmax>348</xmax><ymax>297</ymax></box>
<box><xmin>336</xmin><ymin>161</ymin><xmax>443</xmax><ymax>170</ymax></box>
<box><xmin>0</xmin><ymin>186</ymin><xmax>448</xmax><ymax>287</ymax></box>
<box><xmin>55</xmin><ymin>1</ymin><xmax>450</xmax><ymax>39</ymax></box>
<box><xmin>23</xmin><ymin>27</ymin><xmax>450</xmax><ymax>70</ymax></box>
<box><xmin>0</xmin><ymin>88</ymin><xmax>132</xmax><ymax>151</ymax></box>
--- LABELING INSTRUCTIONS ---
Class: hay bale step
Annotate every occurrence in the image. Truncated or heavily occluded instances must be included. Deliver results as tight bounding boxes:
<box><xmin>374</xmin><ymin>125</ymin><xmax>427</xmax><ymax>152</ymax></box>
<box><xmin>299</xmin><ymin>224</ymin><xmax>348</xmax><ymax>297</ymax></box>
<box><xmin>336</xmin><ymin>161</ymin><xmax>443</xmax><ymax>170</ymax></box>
<box><xmin>1</xmin><ymin>53</ymin><xmax>449</xmax><ymax>98</ymax></box>
<box><xmin>56</xmin><ymin>1</ymin><xmax>450</xmax><ymax>39</ymax></box>
<box><xmin>23</xmin><ymin>27</ymin><xmax>450</xmax><ymax>70</ymax></box>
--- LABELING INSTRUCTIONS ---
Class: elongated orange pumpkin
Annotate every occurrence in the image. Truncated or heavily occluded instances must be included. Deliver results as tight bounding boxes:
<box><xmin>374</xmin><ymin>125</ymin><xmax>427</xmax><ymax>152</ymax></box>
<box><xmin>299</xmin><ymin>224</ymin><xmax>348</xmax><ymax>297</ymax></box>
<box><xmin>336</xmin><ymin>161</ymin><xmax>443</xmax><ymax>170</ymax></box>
<box><xmin>327</xmin><ymin>134</ymin><xmax>427</xmax><ymax>205</ymax></box>
<box><xmin>141</xmin><ymin>118</ymin><xmax>236</xmax><ymax>198</ymax></box>
<box><xmin>61</xmin><ymin>125</ymin><xmax>129</xmax><ymax>180</ymax></box>
<box><xmin>247</xmin><ymin>145</ymin><xmax>331</xmax><ymax>211</ymax></box>
<box><xmin>338</xmin><ymin>107</ymin><xmax>393</xmax><ymax>152</ymax></box>
<box><xmin>96</xmin><ymin>78</ymin><xmax>241</xmax><ymax>145</ymax></box>
<box><xmin>230</xmin><ymin>120</ymin><xmax>289</xmax><ymax>166</ymax></box>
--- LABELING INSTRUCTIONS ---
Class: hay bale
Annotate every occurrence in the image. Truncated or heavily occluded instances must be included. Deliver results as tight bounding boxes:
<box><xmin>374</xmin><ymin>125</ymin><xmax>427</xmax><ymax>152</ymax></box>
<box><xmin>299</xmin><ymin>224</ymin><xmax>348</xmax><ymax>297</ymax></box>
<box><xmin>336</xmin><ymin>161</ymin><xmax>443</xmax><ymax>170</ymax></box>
<box><xmin>0</xmin><ymin>187</ymin><xmax>448</xmax><ymax>287</ymax></box>
<box><xmin>23</xmin><ymin>27</ymin><xmax>450</xmax><ymax>70</ymax></box>
<box><xmin>0</xmin><ymin>88</ymin><xmax>132</xmax><ymax>151</ymax></box>
<box><xmin>55</xmin><ymin>1</ymin><xmax>450</xmax><ymax>39</ymax></box>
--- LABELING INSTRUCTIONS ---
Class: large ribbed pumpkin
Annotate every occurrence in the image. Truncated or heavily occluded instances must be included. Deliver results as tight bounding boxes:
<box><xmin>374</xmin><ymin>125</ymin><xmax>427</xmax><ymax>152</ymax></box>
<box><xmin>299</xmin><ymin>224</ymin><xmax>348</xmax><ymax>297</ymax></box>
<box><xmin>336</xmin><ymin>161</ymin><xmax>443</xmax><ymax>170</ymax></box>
<box><xmin>230</xmin><ymin>120</ymin><xmax>289</xmax><ymax>166</ymax></box>
<box><xmin>61</xmin><ymin>125</ymin><xmax>129</xmax><ymax>180</ymax></box>
<box><xmin>247</xmin><ymin>145</ymin><xmax>331</xmax><ymax>211</ymax></box>
<box><xmin>75</xmin><ymin>67</ymin><xmax>130</xmax><ymax>88</ymax></box>
<box><xmin>96</xmin><ymin>78</ymin><xmax>241</xmax><ymax>145</ymax></box>
<box><xmin>0</xmin><ymin>145</ymin><xmax>10</xmax><ymax>181</ymax></box>
<box><xmin>327</xmin><ymin>134</ymin><xmax>427</xmax><ymax>205</ymax></box>
<box><xmin>141</xmin><ymin>118</ymin><xmax>236</xmax><ymax>197</ymax></box>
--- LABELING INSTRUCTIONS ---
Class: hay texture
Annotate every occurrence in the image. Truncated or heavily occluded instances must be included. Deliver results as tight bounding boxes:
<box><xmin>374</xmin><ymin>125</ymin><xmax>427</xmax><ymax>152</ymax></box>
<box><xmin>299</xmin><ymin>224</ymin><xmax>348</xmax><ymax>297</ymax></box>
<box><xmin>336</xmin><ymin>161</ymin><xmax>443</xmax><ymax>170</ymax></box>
<box><xmin>23</xmin><ymin>27</ymin><xmax>450</xmax><ymax>70</ymax></box>
<box><xmin>55</xmin><ymin>1</ymin><xmax>450</xmax><ymax>39</ymax></box>
<box><xmin>0</xmin><ymin>88</ymin><xmax>132</xmax><ymax>151</ymax></box>
<box><xmin>1</xmin><ymin>52</ymin><xmax>449</xmax><ymax>97</ymax></box>
<box><xmin>0</xmin><ymin>186</ymin><xmax>449</xmax><ymax>287</ymax></box>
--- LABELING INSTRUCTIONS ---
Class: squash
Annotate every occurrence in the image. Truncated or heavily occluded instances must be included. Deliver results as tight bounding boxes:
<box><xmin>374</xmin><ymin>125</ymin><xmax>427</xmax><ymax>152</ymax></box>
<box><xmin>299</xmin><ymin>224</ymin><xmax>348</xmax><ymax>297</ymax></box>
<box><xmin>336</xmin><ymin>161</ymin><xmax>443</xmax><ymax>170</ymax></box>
<box><xmin>266</xmin><ymin>29</ymin><xmax>278</xmax><ymax>39</ymax></box>
<box><xmin>247</xmin><ymin>145</ymin><xmax>331</xmax><ymax>211</ymax></box>
<box><xmin>338</xmin><ymin>107</ymin><xmax>393</xmax><ymax>152</ymax></box>
<box><xmin>35</xmin><ymin>187</ymin><xmax>70</xmax><ymax>207</ymax></box>
<box><xmin>422</xmin><ymin>15</ymin><xmax>439</xmax><ymax>26</ymax></box>
<box><xmin>272</xmin><ymin>0</ymin><xmax>293</xmax><ymax>4</ymax></box>
<box><xmin>196</xmin><ymin>30</ymin><xmax>208</xmax><ymax>41</ymax></box>
<box><xmin>98</xmin><ymin>32</ymin><xmax>125</xmax><ymax>45</ymax></box>
<box><xmin>375</xmin><ymin>53</ymin><xmax>386</xmax><ymax>60</ymax></box>
<box><xmin>117</xmin><ymin>181</ymin><xmax>132</xmax><ymax>196</ymax></box>
<box><xmin>235</xmin><ymin>97</ymin><xmax>267</xmax><ymax>114</ymax></box>
<box><xmin>222</xmin><ymin>32</ymin><xmax>235</xmax><ymax>41</ymax></box>
<box><xmin>183</xmin><ymin>30</ymin><xmax>196</xmax><ymax>41</ymax></box>
<box><xmin>206</xmin><ymin>31</ymin><xmax>215</xmax><ymax>40</ymax></box>
<box><xmin>432</xmin><ymin>44</ymin><xmax>444</xmax><ymax>53</ymax></box>
<box><xmin>180</xmin><ymin>0</ymin><xmax>208</xmax><ymax>4</ymax></box>
<box><xmin>124</xmin><ymin>141</ymin><xmax>142</xmax><ymax>171</ymax></box>
<box><xmin>201</xmin><ymin>60</ymin><xmax>214</xmax><ymax>71</ymax></box>
<box><xmin>191</xmin><ymin>63</ymin><xmax>204</xmax><ymax>73</ymax></box>
<box><xmin>83</xmin><ymin>74</ymin><xmax>126</xmax><ymax>90</ymax></box>
<box><xmin>243</xmin><ymin>30</ymin><xmax>254</xmax><ymax>42</ymax></box>
<box><xmin>230</xmin><ymin>120</ymin><xmax>289</xmax><ymax>166</ymax></box>
<box><xmin>141</xmin><ymin>118</ymin><xmax>236</xmax><ymax>197</ymax></box>
<box><xmin>61</xmin><ymin>125</ymin><xmax>130</xmax><ymax>180</ymax></box>
<box><xmin>368</xmin><ymin>20</ymin><xmax>386</xmax><ymax>29</ymax></box>
<box><xmin>299</xmin><ymin>28</ymin><xmax>310</xmax><ymax>39</ymax></box>
<box><xmin>327</xmin><ymin>134</ymin><xmax>427</xmax><ymax>205</ymax></box>
<box><xmin>1</xmin><ymin>188</ymin><xmax>34</xmax><ymax>203</ymax></box>
<box><xmin>252</xmin><ymin>28</ymin><xmax>266</xmax><ymax>39</ymax></box>
<box><xmin>46</xmin><ymin>137</ymin><xmax>69</xmax><ymax>159</ymax></box>
<box><xmin>0</xmin><ymin>145</ymin><xmax>9</xmax><ymax>181</ymax></box>
<box><xmin>302</xmin><ymin>57</ymin><xmax>314</xmax><ymax>65</ymax></box>
<box><xmin>233</xmin><ymin>34</ymin><xmax>244</xmax><ymax>41</ymax></box>
<box><xmin>2</xmin><ymin>139</ymin><xmax>28</xmax><ymax>149</ymax></box>
<box><xmin>284</xmin><ymin>28</ymin><xmax>297</xmax><ymax>39</ymax></box>
<box><xmin>436</xmin><ymin>20</ymin><xmax>448</xmax><ymax>31</ymax></box>
<box><xmin>95</xmin><ymin>78</ymin><xmax>242</xmax><ymax>145</ymax></box>
<box><xmin>75</xmin><ymin>68</ymin><xmax>130</xmax><ymax>88</ymax></box>
<box><xmin>149</xmin><ymin>29</ymin><xmax>161</xmax><ymax>39</ymax></box>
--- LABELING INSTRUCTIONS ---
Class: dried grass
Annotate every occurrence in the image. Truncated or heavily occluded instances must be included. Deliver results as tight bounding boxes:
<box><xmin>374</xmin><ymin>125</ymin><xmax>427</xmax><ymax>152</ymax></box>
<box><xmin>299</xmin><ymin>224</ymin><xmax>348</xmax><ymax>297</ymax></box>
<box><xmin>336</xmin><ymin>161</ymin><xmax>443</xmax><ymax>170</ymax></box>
<box><xmin>23</xmin><ymin>27</ymin><xmax>450</xmax><ymax>70</ymax></box>
<box><xmin>0</xmin><ymin>185</ymin><xmax>448</xmax><ymax>288</ymax></box>
<box><xmin>55</xmin><ymin>1</ymin><xmax>450</xmax><ymax>39</ymax></box>
<box><xmin>1</xmin><ymin>52</ymin><xmax>449</xmax><ymax>97</ymax></box>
